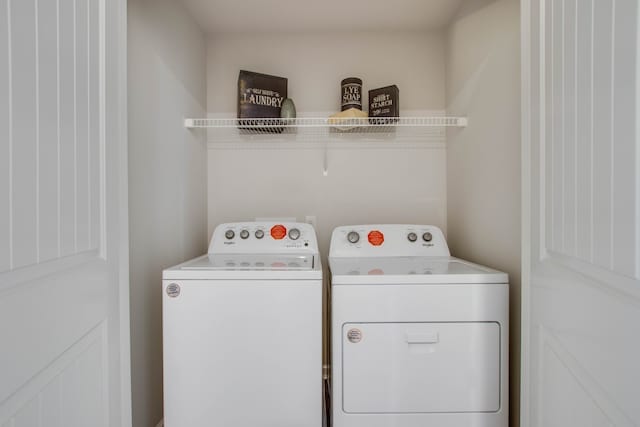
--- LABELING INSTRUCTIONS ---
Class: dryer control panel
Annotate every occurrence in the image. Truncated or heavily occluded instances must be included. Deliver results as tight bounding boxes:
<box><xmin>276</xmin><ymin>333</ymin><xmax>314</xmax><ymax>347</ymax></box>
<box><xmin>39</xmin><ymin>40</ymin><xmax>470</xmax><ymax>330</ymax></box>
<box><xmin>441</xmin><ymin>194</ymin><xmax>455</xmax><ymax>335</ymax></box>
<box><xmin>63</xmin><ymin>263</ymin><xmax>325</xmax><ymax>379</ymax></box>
<box><xmin>329</xmin><ymin>224</ymin><xmax>450</xmax><ymax>258</ymax></box>
<box><xmin>208</xmin><ymin>222</ymin><xmax>319</xmax><ymax>254</ymax></box>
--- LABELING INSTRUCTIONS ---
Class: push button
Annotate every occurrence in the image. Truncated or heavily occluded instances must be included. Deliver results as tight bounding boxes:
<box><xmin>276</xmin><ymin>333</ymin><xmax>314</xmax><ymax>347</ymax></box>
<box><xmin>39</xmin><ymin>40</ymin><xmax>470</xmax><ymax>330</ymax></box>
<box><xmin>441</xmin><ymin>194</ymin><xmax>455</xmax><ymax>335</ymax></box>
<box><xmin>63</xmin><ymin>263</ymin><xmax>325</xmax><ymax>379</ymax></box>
<box><xmin>270</xmin><ymin>224</ymin><xmax>287</xmax><ymax>240</ymax></box>
<box><xmin>368</xmin><ymin>230</ymin><xmax>384</xmax><ymax>246</ymax></box>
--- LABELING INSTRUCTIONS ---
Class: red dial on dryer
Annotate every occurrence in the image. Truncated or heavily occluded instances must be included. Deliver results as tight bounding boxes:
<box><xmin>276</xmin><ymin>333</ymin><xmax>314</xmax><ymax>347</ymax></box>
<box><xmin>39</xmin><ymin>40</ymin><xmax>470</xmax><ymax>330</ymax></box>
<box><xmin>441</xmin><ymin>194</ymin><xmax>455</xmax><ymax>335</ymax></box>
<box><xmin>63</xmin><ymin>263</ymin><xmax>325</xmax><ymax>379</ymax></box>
<box><xmin>368</xmin><ymin>230</ymin><xmax>384</xmax><ymax>246</ymax></box>
<box><xmin>270</xmin><ymin>224</ymin><xmax>287</xmax><ymax>240</ymax></box>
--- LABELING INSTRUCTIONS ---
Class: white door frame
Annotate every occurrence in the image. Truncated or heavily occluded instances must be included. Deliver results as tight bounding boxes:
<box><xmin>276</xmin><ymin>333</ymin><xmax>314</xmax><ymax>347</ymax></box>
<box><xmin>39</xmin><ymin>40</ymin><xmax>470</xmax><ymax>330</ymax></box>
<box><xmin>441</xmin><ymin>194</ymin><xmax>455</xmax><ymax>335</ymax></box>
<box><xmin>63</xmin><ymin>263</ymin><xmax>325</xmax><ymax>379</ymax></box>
<box><xmin>520</xmin><ymin>1</ymin><xmax>532</xmax><ymax>425</ymax></box>
<box><xmin>104</xmin><ymin>0</ymin><xmax>132</xmax><ymax>425</ymax></box>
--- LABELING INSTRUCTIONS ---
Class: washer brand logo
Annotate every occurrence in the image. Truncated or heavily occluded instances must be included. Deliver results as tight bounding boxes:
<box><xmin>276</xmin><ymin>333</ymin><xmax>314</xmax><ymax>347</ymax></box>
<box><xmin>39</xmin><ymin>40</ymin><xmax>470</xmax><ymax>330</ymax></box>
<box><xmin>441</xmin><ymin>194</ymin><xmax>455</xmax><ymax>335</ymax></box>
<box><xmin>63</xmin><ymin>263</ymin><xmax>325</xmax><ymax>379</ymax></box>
<box><xmin>166</xmin><ymin>283</ymin><xmax>181</xmax><ymax>298</ymax></box>
<box><xmin>347</xmin><ymin>328</ymin><xmax>362</xmax><ymax>343</ymax></box>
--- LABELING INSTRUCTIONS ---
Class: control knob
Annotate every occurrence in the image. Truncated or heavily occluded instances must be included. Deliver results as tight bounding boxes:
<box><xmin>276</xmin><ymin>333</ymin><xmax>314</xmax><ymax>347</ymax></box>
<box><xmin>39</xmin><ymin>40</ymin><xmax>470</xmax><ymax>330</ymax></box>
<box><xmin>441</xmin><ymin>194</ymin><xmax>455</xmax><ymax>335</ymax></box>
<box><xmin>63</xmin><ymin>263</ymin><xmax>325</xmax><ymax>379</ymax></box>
<box><xmin>224</xmin><ymin>230</ymin><xmax>235</xmax><ymax>240</ymax></box>
<box><xmin>240</xmin><ymin>229</ymin><xmax>250</xmax><ymax>239</ymax></box>
<box><xmin>288</xmin><ymin>228</ymin><xmax>301</xmax><ymax>240</ymax></box>
<box><xmin>407</xmin><ymin>232</ymin><xmax>417</xmax><ymax>242</ymax></box>
<box><xmin>347</xmin><ymin>231</ymin><xmax>360</xmax><ymax>244</ymax></box>
<box><xmin>422</xmin><ymin>232</ymin><xmax>433</xmax><ymax>242</ymax></box>
<box><xmin>255</xmin><ymin>229</ymin><xmax>265</xmax><ymax>239</ymax></box>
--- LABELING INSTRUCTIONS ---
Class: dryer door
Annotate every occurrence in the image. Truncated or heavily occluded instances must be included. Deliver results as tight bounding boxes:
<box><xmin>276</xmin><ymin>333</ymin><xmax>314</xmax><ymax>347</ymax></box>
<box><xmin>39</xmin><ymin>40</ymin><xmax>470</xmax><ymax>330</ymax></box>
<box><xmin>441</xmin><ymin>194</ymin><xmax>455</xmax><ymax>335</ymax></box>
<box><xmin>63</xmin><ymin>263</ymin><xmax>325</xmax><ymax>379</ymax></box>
<box><xmin>342</xmin><ymin>322</ymin><xmax>500</xmax><ymax>414</ymax></box>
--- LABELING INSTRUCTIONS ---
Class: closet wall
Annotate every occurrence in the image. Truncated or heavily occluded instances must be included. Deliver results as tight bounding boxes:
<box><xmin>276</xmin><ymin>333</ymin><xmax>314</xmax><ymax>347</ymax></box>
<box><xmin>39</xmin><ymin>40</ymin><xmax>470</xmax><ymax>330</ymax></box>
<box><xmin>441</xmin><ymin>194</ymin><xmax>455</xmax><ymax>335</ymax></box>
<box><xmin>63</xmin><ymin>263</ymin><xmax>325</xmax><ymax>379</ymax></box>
<box><xmin>445</xmin><ymin>0</ymin><xmax>521</xmax><ymax>425</ymax></box>
<box><xmin>206</xmin><ymin>31</ymin><xmax>449</xmax><ymax>254</ymax></box>
<box><xmin>127</xmin><ymin>0</ymin><xmax>207</xmax><ymax>426</ymax></box>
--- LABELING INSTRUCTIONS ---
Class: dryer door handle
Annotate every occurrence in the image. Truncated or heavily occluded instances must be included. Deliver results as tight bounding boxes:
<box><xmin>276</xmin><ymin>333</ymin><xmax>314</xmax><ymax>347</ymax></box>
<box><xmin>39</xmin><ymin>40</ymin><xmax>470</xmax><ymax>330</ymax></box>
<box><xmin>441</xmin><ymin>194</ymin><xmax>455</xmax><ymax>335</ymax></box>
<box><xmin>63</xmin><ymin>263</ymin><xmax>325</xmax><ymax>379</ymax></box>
<box><xmin>406</xmin><ymin>332</ymin><xmax>439</xmax><ymax>344</ymax></box>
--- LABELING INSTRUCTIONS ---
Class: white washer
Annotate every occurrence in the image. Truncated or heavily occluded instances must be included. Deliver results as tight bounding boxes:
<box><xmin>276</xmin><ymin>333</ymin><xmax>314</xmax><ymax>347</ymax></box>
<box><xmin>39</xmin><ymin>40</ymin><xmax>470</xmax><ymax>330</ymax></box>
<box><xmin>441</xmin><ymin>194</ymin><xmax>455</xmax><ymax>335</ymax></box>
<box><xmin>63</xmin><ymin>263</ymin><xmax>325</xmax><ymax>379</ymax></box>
<box><xmin>329</xmin><ymin>224</ymin><xmax>508</xmax><ymax>427</ymax></box>
<box><xmin>163</xmin><ymin>222</ymin><xmax>323</xmax><ymax>427</ymax></box>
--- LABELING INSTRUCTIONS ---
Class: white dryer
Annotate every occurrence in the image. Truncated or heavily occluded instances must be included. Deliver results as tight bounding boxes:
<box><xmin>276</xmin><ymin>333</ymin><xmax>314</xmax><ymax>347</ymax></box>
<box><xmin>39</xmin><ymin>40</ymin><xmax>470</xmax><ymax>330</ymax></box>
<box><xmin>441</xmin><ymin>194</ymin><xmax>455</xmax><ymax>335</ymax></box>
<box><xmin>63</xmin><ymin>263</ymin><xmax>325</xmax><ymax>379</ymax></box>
<box><xmin>329</xmin><ymin>225</ymin><xmax>508</xmax><ymax>427</ymax></box>
<box><xmin>163</xmin><ymin>222</ymin><xmax>322</xmax><ymax>427</ymax></box>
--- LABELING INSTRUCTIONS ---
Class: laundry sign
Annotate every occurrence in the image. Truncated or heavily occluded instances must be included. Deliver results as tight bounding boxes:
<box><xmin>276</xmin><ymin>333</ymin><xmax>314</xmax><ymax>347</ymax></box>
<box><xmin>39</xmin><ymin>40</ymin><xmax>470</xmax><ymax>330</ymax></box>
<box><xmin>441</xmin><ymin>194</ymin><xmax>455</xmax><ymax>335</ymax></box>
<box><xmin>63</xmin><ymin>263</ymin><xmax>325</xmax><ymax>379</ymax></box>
<box><xmin>240</xmin><ymin>88</ymin><xmax>284</xmax><ymax>108</ymax></box>
<box><xmin>237</xmin><ymin>70</ymin><xmax>288</xmax><ymax>121</ymax></box>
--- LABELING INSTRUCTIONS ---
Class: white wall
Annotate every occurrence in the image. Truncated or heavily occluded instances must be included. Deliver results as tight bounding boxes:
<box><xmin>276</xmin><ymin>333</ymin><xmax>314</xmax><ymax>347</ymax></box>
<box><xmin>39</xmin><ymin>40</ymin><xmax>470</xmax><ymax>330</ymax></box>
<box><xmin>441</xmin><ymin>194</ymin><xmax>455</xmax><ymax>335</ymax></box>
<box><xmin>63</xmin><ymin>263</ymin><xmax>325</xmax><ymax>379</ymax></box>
<box><xmin>208</xmin><ymin>146</ymin><xmax>447</xmax><ymax>256</ymax></box>
<box><xmin>206</xmin><ymin>31</ymin><xmax>448</xmax><ymax>255</ymax></box>
<box><xmin>127</xmin><ymin>0</ymin><xmax>207</xmax><ymax>425</ymax></box>
<box><xmin>207</xmin><ymin>31</ymin><xmax>445</xmax><ymax>114</ymax></box>
<box><xmin>445</xmin><ymin>0</ymin><xmax>521</xmax><ymax>426</ymax></box>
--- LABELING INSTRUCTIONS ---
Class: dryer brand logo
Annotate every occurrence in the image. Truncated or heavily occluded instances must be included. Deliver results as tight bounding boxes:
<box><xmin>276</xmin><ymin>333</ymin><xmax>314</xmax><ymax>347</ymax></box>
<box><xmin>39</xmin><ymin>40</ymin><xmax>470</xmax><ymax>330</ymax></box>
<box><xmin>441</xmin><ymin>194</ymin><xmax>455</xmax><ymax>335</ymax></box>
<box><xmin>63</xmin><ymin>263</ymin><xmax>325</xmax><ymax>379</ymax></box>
<box><xmin>166</xmin><ymin>283</ymin><xmax>181</xmax><ymax>298</ymax></box>
<box><xmin>347</xmin><ymin>328</ymin><xmax>362</xmax><ymax>343</ymax></box>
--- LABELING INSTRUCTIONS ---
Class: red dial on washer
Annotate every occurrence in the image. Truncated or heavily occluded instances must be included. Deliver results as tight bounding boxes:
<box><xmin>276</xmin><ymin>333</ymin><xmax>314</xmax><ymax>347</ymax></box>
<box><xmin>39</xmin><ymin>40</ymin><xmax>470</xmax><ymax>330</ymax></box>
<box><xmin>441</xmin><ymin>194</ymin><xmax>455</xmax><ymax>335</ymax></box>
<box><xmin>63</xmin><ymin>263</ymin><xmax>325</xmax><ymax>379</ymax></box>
<box><xmin>368</xmin><ymin>230</ymin><xmax>384</xmax><ymax>246</ymax></box>
<box><xmin>270</xmin><ymin>224</ymin><xmax>287</xmax><ymax>240</ymax></box>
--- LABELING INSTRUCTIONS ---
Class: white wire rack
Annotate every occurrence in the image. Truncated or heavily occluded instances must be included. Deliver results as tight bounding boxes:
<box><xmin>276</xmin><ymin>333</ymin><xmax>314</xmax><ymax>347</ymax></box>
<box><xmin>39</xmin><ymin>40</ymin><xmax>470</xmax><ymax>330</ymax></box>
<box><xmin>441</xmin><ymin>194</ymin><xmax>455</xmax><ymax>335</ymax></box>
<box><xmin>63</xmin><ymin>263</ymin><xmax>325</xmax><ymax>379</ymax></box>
<box><xmin>187</xmin><ymin>115</ymin><xmax>468</xmax><ymax>175</ymax></box>
<box><xmin>184</xmin><ymin>116</ymin><xmax>468</xmax><ymax>131</ymax></box>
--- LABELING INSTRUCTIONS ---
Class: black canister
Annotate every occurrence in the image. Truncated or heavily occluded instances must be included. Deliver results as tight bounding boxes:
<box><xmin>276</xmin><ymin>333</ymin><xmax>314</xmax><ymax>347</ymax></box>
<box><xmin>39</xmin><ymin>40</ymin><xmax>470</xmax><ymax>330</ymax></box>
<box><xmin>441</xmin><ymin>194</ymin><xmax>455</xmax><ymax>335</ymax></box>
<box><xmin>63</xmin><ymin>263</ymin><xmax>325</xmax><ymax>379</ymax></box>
<box><xmin>341</xmin><ymin>77</ymin><xmax>363</xmax><ymax>111</ymax></box>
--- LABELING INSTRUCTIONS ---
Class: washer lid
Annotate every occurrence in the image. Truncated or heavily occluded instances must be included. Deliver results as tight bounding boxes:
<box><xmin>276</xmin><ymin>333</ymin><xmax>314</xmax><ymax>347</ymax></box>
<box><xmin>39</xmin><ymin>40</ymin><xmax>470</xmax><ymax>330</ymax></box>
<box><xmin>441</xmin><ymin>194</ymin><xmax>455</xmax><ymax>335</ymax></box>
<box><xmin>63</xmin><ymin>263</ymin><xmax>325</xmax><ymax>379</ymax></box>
<box><xmin>163</xmin><ymin>254</ymin><xmax>322</xmax><ymax>281</ymax></box>
<box><xmin>329</xmin><ymin>256</ymin><xmax>507</xmax><ymax>284</ymax></box>
<box><xmin>182</xmin><ymin>254</ymin><xmax>314</xmax><ymax>271</ymax></box>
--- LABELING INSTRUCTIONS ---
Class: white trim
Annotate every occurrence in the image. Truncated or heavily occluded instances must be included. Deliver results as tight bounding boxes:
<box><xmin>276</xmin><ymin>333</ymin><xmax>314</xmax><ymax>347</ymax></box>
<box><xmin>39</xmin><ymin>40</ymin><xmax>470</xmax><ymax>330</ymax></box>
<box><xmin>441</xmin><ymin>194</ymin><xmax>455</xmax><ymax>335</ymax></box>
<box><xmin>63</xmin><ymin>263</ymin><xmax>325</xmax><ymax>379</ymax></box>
<box><xmin>115</xmin><ymin>0</ymin><xmax>132</xmax><ymax>423</ymax></box>
<box><xmin>520</xmin><ymin>0</ymin><xmax>532</xmax><ymax>427</ymax></box>
<box><xmin>544</xmin><ymin>0</ymin><xmax>554</xmax><ymax>263</ymax></box>
<box><xmin>35</xmin><ymin>0</ymin><xmax>40</xmax><ymax>263</ymax></box>
<box><xmin>101</xmin><ymin>0</ymin><xmax>132</xmax><ymax>425</ymax></box>
<box><xmin>609</xmin><ymin>0</ymin><xmax>616</xmax><ymax>271</ymax></box>
<box><xmin>56</xmin><ymin>0</ymin><xmax>61</xmax><ymax>259</ymax></box>
<box><xmin>559</xmin><ymin>0</ymin><xmax>565</xmax><ymax>255</ymax></box>
<box><xmin>547</xmin><ymin>0</ymin><xmax>554</xmax><ymax>258</ymax></box>
<box><xmin>72</xmin><ymin>0</ymin><xmax>77</xmax><ymax>253</ymax></box>
<box><xmin>112</xmin><ymin>0</ymin><xmax>132</xmax><ymax>421</ymax></box>
<box><xmin>7</xmin><ymin>0</ymin><xmax>13</xmax><ymax>270</ymax></box>
<box><xmin>99</xmin><ymin>0</ymin><xmax>106</xmax><ymax>260</ymax></box>
<box><xmin>87</xmin><ymin>0</ymin><xmax>92</xmax><ymax>250</ymax></box>
<box><xmin>572</xmin><ymin>0</ymin><xmax>578</xmax><ymax>257</ymax></box>
<box><xmin>589</xmin><ymin>0</ymin><xmax>595</xmax><ymax>264</ymax></box>
<box><xmin>636</xmin><ymin>0</ymin><xmax>640</xmax><ymax>280</ymax></box>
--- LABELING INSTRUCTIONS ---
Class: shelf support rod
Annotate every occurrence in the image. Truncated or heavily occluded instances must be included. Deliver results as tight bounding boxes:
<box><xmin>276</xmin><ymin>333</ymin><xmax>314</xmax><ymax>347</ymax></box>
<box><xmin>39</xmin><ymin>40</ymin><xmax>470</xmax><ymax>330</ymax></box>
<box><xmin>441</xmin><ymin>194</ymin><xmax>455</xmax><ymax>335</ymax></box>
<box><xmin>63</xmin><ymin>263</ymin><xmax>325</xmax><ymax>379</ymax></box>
<box><xmin>322</xmin><ymin>143</ymin><xmax>328</xmax><ymax>176</ymax></box>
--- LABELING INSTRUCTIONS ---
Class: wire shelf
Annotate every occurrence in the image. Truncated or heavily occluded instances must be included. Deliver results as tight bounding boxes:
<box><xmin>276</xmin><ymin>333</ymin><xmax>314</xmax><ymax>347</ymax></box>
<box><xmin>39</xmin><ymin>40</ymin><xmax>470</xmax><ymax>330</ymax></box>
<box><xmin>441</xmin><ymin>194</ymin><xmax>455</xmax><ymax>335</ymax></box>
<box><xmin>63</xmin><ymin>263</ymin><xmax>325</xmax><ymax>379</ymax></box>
<box><xmin>184</xmin><ymin>116</ymin><xmax>468</xmax><ymax>131</ymax></box>
<box><xmin>188</xmin><ymin>114</ymin><xmax>466</xmax><ymax>175</ymax></box>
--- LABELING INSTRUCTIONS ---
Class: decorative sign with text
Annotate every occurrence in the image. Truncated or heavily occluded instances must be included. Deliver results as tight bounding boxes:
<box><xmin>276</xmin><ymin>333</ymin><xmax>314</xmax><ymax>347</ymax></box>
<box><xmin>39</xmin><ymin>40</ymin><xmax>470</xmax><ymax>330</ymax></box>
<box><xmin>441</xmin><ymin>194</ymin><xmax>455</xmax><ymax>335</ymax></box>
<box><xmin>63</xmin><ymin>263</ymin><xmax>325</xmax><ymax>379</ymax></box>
<box><xmin>237</xmin><ymin>70</ymin><xmax>288</xmax><ymax>132</ymax></box>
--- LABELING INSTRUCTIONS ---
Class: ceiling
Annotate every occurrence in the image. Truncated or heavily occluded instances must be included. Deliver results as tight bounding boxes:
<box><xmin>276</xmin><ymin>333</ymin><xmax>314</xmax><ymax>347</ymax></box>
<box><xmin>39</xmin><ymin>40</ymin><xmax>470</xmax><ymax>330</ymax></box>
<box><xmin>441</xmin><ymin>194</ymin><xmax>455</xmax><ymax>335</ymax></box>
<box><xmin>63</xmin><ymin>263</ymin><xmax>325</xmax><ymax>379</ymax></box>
<box><xmin>180</xmin><ymin>0</ymin><xmax>466</xmax><ymax>33</ymax></box>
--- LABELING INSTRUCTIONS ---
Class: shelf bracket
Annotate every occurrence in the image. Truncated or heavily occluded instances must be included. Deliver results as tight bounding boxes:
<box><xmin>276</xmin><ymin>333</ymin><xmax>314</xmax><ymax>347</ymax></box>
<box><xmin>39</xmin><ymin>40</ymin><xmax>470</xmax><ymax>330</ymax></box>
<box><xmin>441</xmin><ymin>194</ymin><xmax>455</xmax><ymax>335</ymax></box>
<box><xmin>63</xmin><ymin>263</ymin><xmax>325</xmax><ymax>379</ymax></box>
<box><xmin>323</xmin><ymin>144</ymin><xmax>329</xmax><ymax>176</ymax></box>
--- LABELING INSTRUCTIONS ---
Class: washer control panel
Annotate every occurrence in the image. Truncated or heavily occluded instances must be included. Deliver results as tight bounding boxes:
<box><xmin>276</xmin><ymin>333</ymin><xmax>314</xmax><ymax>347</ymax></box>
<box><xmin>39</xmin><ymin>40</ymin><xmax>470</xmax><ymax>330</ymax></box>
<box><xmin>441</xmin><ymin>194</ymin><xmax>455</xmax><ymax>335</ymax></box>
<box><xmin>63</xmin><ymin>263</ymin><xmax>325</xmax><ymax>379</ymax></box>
<box><xmin>329</xmin><ymin>224</ymin><xmax>450</xmax><ymax>258</ymax></box>
<box><xmin>208</xmin><ymin>222</ymin><xmax>318</xmax><ymax>254</ymax></box>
